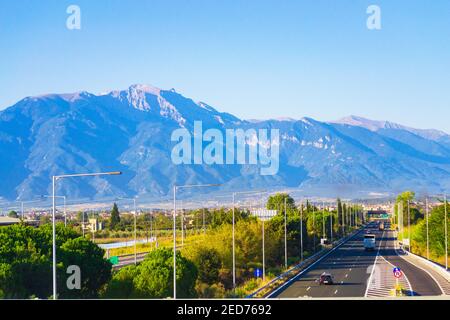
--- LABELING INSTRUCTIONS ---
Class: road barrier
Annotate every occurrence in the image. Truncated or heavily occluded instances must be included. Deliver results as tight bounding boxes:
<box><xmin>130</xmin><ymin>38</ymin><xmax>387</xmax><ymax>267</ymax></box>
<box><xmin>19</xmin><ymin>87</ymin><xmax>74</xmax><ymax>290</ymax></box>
<box><xmin>401</xmin><ymin>250</ymin><xmax>450</xmax><ymax>282</ymax></box>
<box><xmin>247</xmin><ymin>226</ymin><xmax>366</xmax><ymax>298</ymax></box>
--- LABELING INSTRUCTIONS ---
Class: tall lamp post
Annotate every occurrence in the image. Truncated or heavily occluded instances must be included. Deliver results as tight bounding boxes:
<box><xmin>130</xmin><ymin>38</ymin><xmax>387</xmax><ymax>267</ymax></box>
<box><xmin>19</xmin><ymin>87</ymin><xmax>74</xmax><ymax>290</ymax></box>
<box><xmin>300</xmin><ymin>201</ymin><xmax>304</xmax><ymax>262</ymax></box>
<box><xmin>117</xmin><ymin>197</ymin><xmax>138</xmax><ymax>265</ymax></box>
<box><xmin>408</xmin><ymin>200</ymin><xmax>411</xmax><ymax>252</ymax></box>
<box><xmin>231</xmin><ymin>190</ymin><xmax>266</xmax><ymax>290</ymax></box>
<box><xmin>445</xmin><ymin>194</ymin><xmax>448</xmax><ymax>271</ymax></box>
<box><xmin>426</xmin><ymin>198</ymin><xmax>430</xmax><ymax>260</ymax></box>
<box><xmin>251</xmin><ymin>208</ymin><xmax>277</xmax><ymax>282</ymax></box>
<box><xmin>52</xmin><ymin>171</ymin><xmax>121</xmax><ymax>300</ymax></box>
<box><xmin>43</xmin><ymin>196</ymin><xmax>67</xmax><ymax>226</ymax></box>
<box><xmin>18</xmin><ymin>199</ymin><xmax>43</xmax><ymax>220</ymax></box>
<box><xmin>173</xmin><ymin>183</ymin><xmax>220</xmax><ymax>299</ymax></box>
<box><xmin>284</xmin><ymin>197</ymin><xmax>288</xmax><ymax>270</ymax></box>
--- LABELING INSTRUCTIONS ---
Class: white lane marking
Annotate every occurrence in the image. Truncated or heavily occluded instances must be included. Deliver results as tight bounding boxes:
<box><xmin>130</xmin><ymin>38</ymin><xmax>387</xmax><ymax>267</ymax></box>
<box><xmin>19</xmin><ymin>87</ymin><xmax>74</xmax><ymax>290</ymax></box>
<box><xmin>334</xmin><ymin>290</ymin><xmax>338</xmax><ymax>295</ymax></box>
<box><xmin>340</xmin><ymin>281</ymin><xmax>344</xmax><ymax>284</ymax></box>
<box><xmin>306</xmin><ymin>287</ymin><xmax>311</xmax><ymax>292</ymax></box>
<box><xmin>364</xmin><ymin>230</ymin><xmax>385</xmax><ymax>298</ymax></box>
<box><xmin>393</xmin><ymin>240</ymin><xmax>444</xmax><ymax>296</ymax></box>
<box><xmin>379</xmin><ymin>255</ymin><xmax>414</xmax><ymax>296</ymax></box>
<box><xmin>345</xmin><ymin>274</ymin><xmax>348</xmax><ymax>278</ymax></box>
<box><xmin>267</xmin><ymin>229</ymin><xmax>365</xmax><ymax>298</ymax></box>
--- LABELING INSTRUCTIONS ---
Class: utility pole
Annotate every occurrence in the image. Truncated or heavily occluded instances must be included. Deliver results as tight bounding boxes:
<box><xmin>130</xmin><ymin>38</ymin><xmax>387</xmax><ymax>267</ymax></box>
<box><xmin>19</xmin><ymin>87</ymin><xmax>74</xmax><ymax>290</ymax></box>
<box><xmin>181</xmin><ymin>201</ymin><xmax>184</xmax><ymax>247</ymax></box>
<box><xmin>300</xmin><ymin>202</ymin><xmax>304</xmax><ymax>262</ymax></box>
<box><xmin>330</xmin><ymin>204</ymin><xmax>333</xmax><ymax>243</ymax></box>
<box><xmin>445</xmin><ymin>194</ymin><xmax>448</xmax><ymax>271</ymax></box>
<box><xmin>173</xmin><ymin>186</ymin><xmax>177</xmax><ymax>300</ymax></box>
<box><xmin>232</xmin><ymin>193</ymin><xmax>236</xmax><ymax>290</ymax></box>
<box><xmin>426</xmin><ymin>198</ymin><xmax>430</xmax><ymax>260</ymax></box>
<box><xmin>408</xmin><ymin>200</ymin><xmax>411</xmax><ymax>253</ymax></box>
<box><xmin>322</xmin><ymin>201</ymin><xmax>326</xmax><ymax>239</ymax></box>
<box><xmin>284</xmin><ymin>197</ymin><xmax>288</xmax><ymax>270</ymax></box>
<box><xmin>203</xmin><ymin>207</ymin><xmax>206</xmax><ymax>234</ymax></box>
<box><xmin>341</xmin><ymin>202</ymin><xmax>345</xmax><ymax>236</ymax></box>
<box><xmin>312</xmin><ymin>203</ymin><xmax>316</xmax><ymax>252</ymax></box>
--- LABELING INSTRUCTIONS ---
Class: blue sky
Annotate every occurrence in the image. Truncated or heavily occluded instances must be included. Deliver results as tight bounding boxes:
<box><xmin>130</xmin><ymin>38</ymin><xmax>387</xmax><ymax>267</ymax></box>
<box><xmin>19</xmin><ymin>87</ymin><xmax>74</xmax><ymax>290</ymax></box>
<box><xmin>0</xmin><ymin>0</ymin><xmax>449</xmax><ymax>131</ymax></box>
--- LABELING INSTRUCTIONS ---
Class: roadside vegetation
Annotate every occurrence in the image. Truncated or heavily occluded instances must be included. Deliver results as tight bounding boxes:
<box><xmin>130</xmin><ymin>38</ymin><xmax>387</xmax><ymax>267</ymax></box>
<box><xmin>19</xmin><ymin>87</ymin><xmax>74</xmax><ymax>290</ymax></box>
<box><xmin>395</xmin><ymin>191</ymin><xmax>449</xmax><ymax>266</ymax></box>
<box><xmin>0</xmin><ymin>193</ymin><xmax>363</xmax><ymax>299</ymax></box>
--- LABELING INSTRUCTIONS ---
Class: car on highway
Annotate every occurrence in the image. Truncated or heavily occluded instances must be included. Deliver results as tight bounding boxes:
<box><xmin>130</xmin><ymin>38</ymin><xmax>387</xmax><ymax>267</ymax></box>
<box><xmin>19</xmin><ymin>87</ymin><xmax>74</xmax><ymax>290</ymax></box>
<box><xmin>364</xmin><ymin>234</ymin><xmax>376</xmax><ymax>251</ymax></box>
<box><xmin>318</xmin><ymin>272</ymin><xmax>335</xmax><ymax>285</ymax></box>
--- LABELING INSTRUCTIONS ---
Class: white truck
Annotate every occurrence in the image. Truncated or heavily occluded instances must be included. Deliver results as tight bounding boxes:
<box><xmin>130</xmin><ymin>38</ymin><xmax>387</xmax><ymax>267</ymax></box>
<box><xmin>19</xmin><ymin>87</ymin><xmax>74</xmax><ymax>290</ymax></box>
<box><xmin>364</xmin><ymin>234</ymin><xmax>376</xmax><ymax>251</ymax></box>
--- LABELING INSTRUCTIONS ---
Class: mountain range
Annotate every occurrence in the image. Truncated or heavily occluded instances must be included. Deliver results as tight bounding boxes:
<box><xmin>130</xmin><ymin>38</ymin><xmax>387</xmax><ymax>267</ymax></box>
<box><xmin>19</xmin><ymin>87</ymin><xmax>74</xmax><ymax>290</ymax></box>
<box><xmin>1</xmin><ymin>84</ymin><xmax>449</xmax><ymax>201</ymax></box>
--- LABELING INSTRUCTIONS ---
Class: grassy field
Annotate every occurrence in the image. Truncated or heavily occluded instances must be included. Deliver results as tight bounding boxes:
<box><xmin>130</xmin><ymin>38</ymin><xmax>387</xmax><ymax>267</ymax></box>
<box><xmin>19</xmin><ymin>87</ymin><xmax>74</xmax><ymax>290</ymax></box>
<box><xmin>104</xmin><ymin>231</ymin><xmax>207</xmax><ymax>257</ymax></box>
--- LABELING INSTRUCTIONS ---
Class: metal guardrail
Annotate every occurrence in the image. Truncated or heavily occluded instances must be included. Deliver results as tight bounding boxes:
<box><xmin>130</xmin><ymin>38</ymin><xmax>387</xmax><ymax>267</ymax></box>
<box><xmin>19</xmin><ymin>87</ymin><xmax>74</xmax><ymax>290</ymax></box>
<box><xmin>247</xmin><ymin>227</ymin><xmax>364</xmax><ymax>298</ymax></box>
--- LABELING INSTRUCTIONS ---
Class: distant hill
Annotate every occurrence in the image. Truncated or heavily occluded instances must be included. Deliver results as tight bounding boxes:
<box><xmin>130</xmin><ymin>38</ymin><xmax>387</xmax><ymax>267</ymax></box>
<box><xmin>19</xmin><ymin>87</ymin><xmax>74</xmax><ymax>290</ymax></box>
<box><xmin>1</xmin><ymin>84</ymin><xmax>449</xmax><ymax>201</ymax></box>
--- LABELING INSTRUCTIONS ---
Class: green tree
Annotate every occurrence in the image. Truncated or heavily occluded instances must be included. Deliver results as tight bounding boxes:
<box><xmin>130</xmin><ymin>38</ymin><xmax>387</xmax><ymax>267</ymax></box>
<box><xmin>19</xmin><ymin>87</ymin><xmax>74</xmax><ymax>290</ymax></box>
<box><xmin>0</xmin><ymin>224</ymin><xmax>111</xmax><ymax>299</ymax></box>
<box><xmin>415</xmin><ymin>202</ymin><xmax>450</xmax><ymax>257</ymax></box>
<box><xmin>7</xmin><ymin>211</ymin><xmax>18</xmax><ymax>219</ymax></box>
<box><xmin>395</xmin><ymin>191</ymin><xmax>422</xmax><ymax>225</ymax></box>
<box><xmin>110</xmin><ymin>203</ymin><xmax>121</xmax><ymax>230</ymax></box>
<box><xmin>191</xmin><ymin>247</ymin><xmax>222</xmax><ymax>285</ymax></box>
<box><xmin>134</xmin><ymin>248</ymin><xmax>197</xmax><ymax>298</ymax></box>
<box><xmin>266</xmin><ymin>193</ymin><xmax>295</xmax><ymax>211</ymax></box>
<box><xmin>104</xmin><ymin>248</ymin><xmax>198</xmax><ymax>299</ymax></box>
<box><xmin>58</xmin><ymin>237</ymin><xmax>112</xmax><ymax>298</ymax></box>
<box><xmin>102</xmin><ymin>265</ymin><xmax>138</xmax><ymax>299</ymax></box>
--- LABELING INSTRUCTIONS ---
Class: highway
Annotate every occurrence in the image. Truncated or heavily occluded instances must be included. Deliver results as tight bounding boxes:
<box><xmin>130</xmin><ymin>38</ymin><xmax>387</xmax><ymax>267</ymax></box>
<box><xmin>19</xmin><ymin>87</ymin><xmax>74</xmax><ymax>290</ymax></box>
<box><xmin>271</xmin><ymin>221</ymin><xmax>447</xmax><ymax>298</ymax></box>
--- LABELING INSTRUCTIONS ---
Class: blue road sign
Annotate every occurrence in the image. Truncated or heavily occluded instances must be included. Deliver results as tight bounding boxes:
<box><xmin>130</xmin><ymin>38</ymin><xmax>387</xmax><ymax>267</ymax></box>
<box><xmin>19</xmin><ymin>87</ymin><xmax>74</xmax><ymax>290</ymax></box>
<box><xmin>393</xmin><ymin>267</ymin><xmax>403</xmax><ymax>278</ymax></box>
<box><xmin>254</xmin><ymin>268</ymin><xmax>262</xmax><ymax>278</ymax></box>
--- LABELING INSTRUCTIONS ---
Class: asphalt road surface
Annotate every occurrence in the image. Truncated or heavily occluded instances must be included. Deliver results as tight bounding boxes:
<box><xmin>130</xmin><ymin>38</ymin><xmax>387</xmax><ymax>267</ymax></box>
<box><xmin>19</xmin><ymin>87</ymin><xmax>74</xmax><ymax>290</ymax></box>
<box><xmin>271</xmin><ymin>221</ymin><xmax>444</xmax><ymax>298</ymax></box>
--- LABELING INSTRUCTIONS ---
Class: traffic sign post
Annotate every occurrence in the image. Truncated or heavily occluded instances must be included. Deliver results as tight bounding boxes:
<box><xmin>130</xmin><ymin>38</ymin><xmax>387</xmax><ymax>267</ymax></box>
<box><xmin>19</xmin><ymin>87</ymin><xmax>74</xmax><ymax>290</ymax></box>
<box><xmin>393</xmin><ymin>267</ymin><xmax>403</xmax><ymax>296</ymax></box>
<box><xmin>251</xmin><ymin>210</ymin><xmax>277</xmax><ymax>282</ymax></box>
<box><xmin>109</xmin><ymin>256</ymin><xmax>119</xmax><ymax>266</ymax></box>
<box><xmin>393</xmin><ymin>267</ymin><xmax>403</xmax><ymax>279</ymax></box>
<box><xmin>254</xmin><ymin>268</ymin><xmax>262</xmax><ymax>278</ymax></box>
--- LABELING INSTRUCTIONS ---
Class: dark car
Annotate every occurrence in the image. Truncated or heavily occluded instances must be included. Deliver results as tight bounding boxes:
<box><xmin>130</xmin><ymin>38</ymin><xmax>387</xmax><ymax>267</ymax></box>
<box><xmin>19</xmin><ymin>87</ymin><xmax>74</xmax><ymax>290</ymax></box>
<box><xmin>319</xmin><ymin>273</ymin><xmax>334</xmax><ymax>285</ymax></box>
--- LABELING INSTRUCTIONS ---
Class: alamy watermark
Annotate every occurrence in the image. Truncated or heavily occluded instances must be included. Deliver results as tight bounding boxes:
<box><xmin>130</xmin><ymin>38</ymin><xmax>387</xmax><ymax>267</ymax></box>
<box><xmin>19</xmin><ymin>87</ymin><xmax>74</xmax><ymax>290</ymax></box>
<box><xmin>66</xmin><ymin>265</ymin><xmax>81</xmax><ymax>290</ymax></box>
<box><xmin>66</xmin><ymin>5</ymin><xmax>81</xmax><ymax>30</ymax></box>
<box><xmin>367</xmin><ymin>5</ymin><xmax>381</xmax><ymax>30</ymax></box>
<box><xmin>171</xmin><ymin>121</ymin><xmax>280</xmax><ymax>176</ymax></box>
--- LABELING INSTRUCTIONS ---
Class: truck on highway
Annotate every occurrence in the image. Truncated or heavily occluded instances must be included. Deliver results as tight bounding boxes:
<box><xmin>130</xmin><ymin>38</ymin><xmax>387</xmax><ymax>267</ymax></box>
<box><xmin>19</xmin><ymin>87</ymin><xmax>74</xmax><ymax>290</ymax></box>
<box><xmin>364</xmin><ymin>234</ymin><xmax>376</xmax><ymax>251</ymax></box>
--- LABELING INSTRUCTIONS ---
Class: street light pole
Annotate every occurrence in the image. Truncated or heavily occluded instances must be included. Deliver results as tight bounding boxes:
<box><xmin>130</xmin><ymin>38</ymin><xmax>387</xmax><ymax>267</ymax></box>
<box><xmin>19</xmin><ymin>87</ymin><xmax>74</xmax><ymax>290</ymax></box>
<box><xmin>426</xmin><ymin>198</ymin><xmax>430</xmax><ymax>260</ymax></box>
<box><xmin>232</xmin><ymin>192</ymin><xmax>236</xmax><ymax>289</ymax></box>
<box><xmin>231</xmin><ymin>190</ymin><xmax>265</xmax><ymax>290</ymax></box>
<box><xmin>312</xmin><ymin>203</ymin><xmax>316</xmax><ymax>252</ymax></box>
<box><xmin>173</xmin><ymin>183</ymin><xmax>221</xmax><ymax>299</ymax></box>
<box><xmin>44</xmin><ymin>196</ymin><xmax>67</xmax><ymax>227</ymax></box>
<box><xmin>51</xmin><ymin>176</ymin><xmax>56</xmax><ymax>300</ymax></box>
<box><xmin>330</xmin><ymin>204</ymin><xmax>333</xmax><ymax>243</ymax></box>
<box><xmin>51</xmin><ymin>171</ymin><xmax>121</xmax><ymax>300</ymax></box>
<box><xmin>173</xmin><ymin>186</ymin><xmax>177</xmax><ymax>300</ymax></box>
<box><xmin>203</xmin><ymin>207</ymin><xmax>206</xmax><ymax>234</ymax></box>
<box><xmin>117</xmin><ymin>196</ymin><xmax>139</xmax><ymax>265</ymax></box>
<box><xmin>445</xmin><ymin>194</ymin><xmax>448</xmax><ymax>271</ymax></box>
<box><xmin>262</xmin><ymin>218</ymin><xmax>265</xmax><ymax>282</ymax></box>
<box><xmin>63</xmin><ymin>196</ymin><xmax>66</xmax><ymax>227</ymax></box>
<box><xmin>322</xmin><ymin>201</ymin><xmax>325</xmax><ymax>239</ymax></box>
<box><xmin>134</xmin><ymin>198</ymin><xmax>137</xmax><ymax>265</ymax></box>
<box><xmin>284</xmin><ymin>197</ymin><xmax>288</xmax><ymax>270</ymax></box>
<box><xmin>300</xmin><ymin>201</ymin><xmax>304</xmax><ymax>262</ymax></box>
<box><xmin>408</xmin><ymin>200</ymin><xmax>411</xmax><ymax>253</ymax></box>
